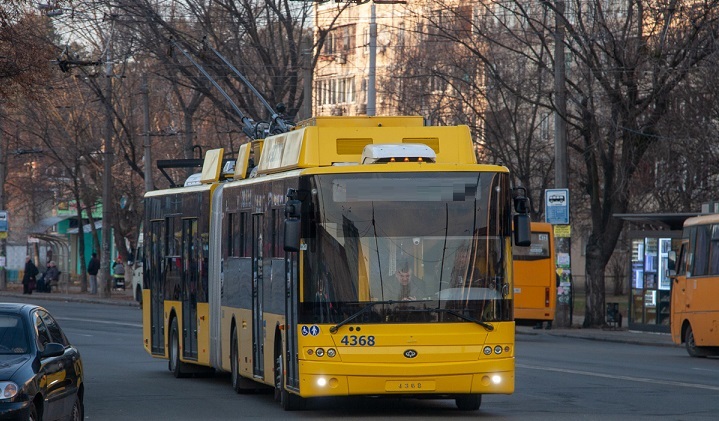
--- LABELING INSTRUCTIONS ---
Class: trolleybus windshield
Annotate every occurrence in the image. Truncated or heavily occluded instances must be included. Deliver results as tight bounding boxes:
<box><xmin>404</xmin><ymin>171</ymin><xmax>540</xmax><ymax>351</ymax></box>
<box><xmin>300</xmin><ymin>172</ymin><xmax>512</xmax><ymax>325</ymax></box>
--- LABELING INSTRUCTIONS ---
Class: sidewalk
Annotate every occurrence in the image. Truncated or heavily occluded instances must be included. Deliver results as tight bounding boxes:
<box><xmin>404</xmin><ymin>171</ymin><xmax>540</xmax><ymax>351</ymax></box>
<box><xmin>0</xmin><ymin>282</ymin><xmax>140</xmax><ymax>307</ymax></box>
<box><xmin>516</xmin><ymin>324</ymin><xmax>678</xmax><ymax>347</ymax></box>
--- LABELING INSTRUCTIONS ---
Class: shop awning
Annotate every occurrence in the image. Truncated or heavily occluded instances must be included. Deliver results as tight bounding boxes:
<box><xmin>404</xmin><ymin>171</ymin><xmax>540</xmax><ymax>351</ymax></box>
<box><xmin>613</xmin><ymin>213</ymin><xmax>704</xmax><ymax>231</ymax></box>
<box><xmin>29</xmin><ymin>215</ymin><xmax>74</xmax><ymax>234</ymax></box>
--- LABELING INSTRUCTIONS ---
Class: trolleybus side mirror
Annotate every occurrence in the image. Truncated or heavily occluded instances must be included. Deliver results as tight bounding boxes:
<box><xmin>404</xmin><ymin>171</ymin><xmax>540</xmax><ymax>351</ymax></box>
<box><xmin>284</xmin><ymin>219</ymin><xmax>301</xmax><ymax>252</ymax></box>
<box><xmin>513</xmin><ymin>214</ymin><xmax>531</xmax><ymax>247</ymax></box>
<box><xmin>512</xmin><ymin>187</ymin><xmax>531</xmax><ymax>247</ymax></box>
<box><xmin>284</xmin><ymin>196</ymin><xmax>302</xmax><ymax>252</ymax></box>
<box><xmin>667</xmin><ymin>250</ymin><xmax>677</xmax><ymax>277</ymax></box>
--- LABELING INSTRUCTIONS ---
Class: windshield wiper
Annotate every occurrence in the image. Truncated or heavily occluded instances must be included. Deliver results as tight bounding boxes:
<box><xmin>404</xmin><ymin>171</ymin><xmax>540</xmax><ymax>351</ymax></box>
<box><xmin>431</xmin><ymin>308</ymin><xmax>494</xmax><ymax>331</ymax></box>
<box><xmin>329</xmin><ymin>301</ymin><xmax>397</xmax><ymax>334</ymax></box>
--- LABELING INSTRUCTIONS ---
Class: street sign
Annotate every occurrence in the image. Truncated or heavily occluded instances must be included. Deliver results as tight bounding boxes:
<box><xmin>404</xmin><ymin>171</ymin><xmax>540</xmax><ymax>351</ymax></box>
<box><xmin>0</xmin><ymin>210</ymin><xmax>7</xmax><ymax>232</ymax></box>
<box><xmin>545</xmin><ymin>188</ymin><xmax>570</xmax><ymax>225</ymax></box>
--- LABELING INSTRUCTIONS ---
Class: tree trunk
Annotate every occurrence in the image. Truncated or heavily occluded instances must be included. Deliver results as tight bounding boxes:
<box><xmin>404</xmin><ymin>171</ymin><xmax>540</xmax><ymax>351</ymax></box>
<box><xmin>583</xmin><ymin>240</ymin><xmax>607</xmax><ymax>327</ymax></box>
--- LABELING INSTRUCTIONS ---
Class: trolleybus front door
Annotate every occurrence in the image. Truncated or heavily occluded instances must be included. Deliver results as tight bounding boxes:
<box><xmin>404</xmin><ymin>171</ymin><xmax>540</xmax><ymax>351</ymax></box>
<box><xmin>252</xmin><ymin>213</ymin><xmax>264</xmax><ymax>378</ymax></box>
<box><xmin>285</xmin><ymin>252</ymin><xmax>300</xmax><ymax>389</ymax></box>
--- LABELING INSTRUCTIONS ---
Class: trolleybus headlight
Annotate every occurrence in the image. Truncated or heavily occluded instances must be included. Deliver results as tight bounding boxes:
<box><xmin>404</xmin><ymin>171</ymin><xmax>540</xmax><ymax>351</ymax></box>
<box><xmin>317</xmin><ymin>377</ymin><xmax>328</xmax><ymax>387</ymax></box>
<box><xmin>316</xmin><ymin>348</ymin><xmax>325</xmax><ymax>357</ymax></box>
<box><xmin>327</xmin><ymin>348</ymin><xmax>336</xmax><ymax>358</ymax></box>
<box><xmin>483</xmin><ymin>346</ymin><xmax>492</xmax><ymax>355</ymax></box>
<box><xmin>491</xmin><ymin>375</ymin><xmax>502</xmax><ymax>385</ymax></box>
<box><xmin>504</xmin><ymin>346</ymin><xmax>510</xmax><ymax>353</ymax></box>
<box><xmin>494</xmin><ymin>345</ymin><xmax>503</xmax><ymax>354</ymax></box>
<box><xmin>307</xmin><ymin>349</ymin><xmax>313</xmax><ymax>355</ymax></box>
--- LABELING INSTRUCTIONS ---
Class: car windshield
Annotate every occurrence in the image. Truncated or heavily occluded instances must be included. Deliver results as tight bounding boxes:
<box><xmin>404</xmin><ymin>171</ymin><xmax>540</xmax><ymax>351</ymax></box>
<box><xmin>0</xmin><ymin>315</ymin><xmax>29</xmax><ymax>354</ymax></box>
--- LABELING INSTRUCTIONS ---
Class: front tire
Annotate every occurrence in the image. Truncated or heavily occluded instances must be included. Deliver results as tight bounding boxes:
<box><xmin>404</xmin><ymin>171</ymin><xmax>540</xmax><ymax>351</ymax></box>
<box><xmin>70</xmin><ymin>393</ymin><xmax>83</xmax><ymax>421</ymax></box>
<box><xmin>274</xmin><ymin>354</ymin><xmax>305</xmax><ymax>410</ymax></box>
<box><xmin>685</xmin><ymin>324</ymin><xmax>710</xmax><ymax>358</ymax></box>
<box><xmin>455</xmin><ymin>394</ymin><xmax>482</xmax><ymax>411</ymax></box>
<box><xmin>28</xmin><ymin>403</ymin><xmax>38</xmax><ymax>421</ymax></box>
<box><xmin>169</xmin><ymin>318</ymin><xmax>188</xmax><ymax>377</ymax></box>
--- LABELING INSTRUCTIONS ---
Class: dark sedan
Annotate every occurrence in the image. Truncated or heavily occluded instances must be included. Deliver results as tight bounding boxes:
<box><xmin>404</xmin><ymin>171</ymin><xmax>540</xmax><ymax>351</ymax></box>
<box><xmin>0</xmin><ymin>303</ymin><xmax>83</xmax><ymax>421</ymax></box>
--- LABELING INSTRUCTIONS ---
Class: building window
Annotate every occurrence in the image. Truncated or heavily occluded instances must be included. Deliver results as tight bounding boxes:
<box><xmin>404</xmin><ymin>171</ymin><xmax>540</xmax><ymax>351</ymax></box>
<box><xmin>316</xmin><ymin>76</ymin><xmax>356</xmax><ymax>106</ymax></box>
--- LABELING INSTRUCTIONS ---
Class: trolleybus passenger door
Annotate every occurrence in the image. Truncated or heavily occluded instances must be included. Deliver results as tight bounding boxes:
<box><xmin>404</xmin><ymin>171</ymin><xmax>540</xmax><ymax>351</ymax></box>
<box><xmin>182</xmin><ymin>218</ymin><xmax>199</xmax><ymax>360</ymax></box>
<box><xmin>284</xmin><ymin>251</ymin><xmax>300</xmax><ymax>389</ymax></box>
<box><xmin>252</xmin><ymin>213</ymin><xmax>264</xmax><ymax>377</ymax></box>
<box><xmin>150</xmin><ymin>221</ymin><xmax>164</xmax><ymax>355</ymax></box>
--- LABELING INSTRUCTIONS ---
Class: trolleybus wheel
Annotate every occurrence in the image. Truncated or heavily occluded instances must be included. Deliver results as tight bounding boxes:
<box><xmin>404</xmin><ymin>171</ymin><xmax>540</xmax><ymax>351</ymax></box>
<box><xmin>685</xmin><ymin>324</ymin><xmax>709</xmax><ymax>358</ymax></box>
<box><xmin>274</xmin><ymin>354</ymin><xmax>305</xmax><ymax>410</ymax></box>
<box><xmin>455</xmin><ymin>394</ymin><xmax>482</xmax><ymax>411</ymax></box>
<box><xmin>231</xmin><ymin>327</ymin><xmax>254</xmax><ymax>393</ymax></box>
<box><xmin>169</xmin><ymin>318</ymin><xmax>189</xmax><ymax>377</ymax></box>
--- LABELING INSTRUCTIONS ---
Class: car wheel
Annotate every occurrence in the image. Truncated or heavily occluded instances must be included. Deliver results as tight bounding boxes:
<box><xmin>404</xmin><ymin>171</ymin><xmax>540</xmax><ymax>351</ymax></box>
<box><xmin>685</xmin><ymin>324</ymin><xmax>709</xmax><ymax>358</ymax></box>
<box><xmin>28</xmin><ymin>403</ymin><xmax>38</xmax><ymax>421</ymax></box>
<box><xmin>70</xmin><ymin>394</ymin><xmax>83</xmax><ymax>421</ymax></box>
<box><xmin>169</xmin><ymin>318</ymin><xmax>188</xmax><ymax>377</ymax></box>
<box><xmin>455</xmin><ymin>394</ymin><xmax>482</xmax><ymax>411</ymax></box>
<box><xmin>274</xmin><ymin>353</ymin><xmax>305</xmax><ymax>410</ymax></box>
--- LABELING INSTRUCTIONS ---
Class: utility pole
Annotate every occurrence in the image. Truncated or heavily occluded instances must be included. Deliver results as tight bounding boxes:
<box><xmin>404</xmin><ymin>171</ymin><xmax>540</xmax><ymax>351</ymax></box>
<box><xmin>100</xmin><ymin>26</ymin><xmax>115</xmax><ymax>298</ymax></box>
<box><xmin>142</xmin><ymin>74</ymin><xmax>154</xmax><ymax>193</ymax></box>
<box><xmin>553</xmin><ymin>0</ymin><xmax>572</xmax><ymax>328</ymax></box>
<box><xmin>366</xmin><ymin>2</ymin><xmax>377</xmax><ymax>116</ymax></box>
<box><xmin>0</xmin><ymin>106</ymin><xmax>5</xmax><ymax>291</ymax></box>
<box><xmin>301</xmin><ymin>41</ymin><xmax>313</xmax><ymax>120</ymax></box>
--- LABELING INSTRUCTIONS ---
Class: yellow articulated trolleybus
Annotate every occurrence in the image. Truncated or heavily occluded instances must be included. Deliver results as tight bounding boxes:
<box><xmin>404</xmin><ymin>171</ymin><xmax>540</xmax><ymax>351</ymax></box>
<box><xmin>142</xmin><ymin>116</ymin><xmax>532</xmax><ymax>411</ymax></box>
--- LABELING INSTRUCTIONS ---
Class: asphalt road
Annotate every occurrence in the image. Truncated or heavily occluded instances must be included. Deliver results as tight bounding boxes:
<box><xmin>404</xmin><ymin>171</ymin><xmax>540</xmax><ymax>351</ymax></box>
<box><xmin>3</xmin><ymin>295</ymin><xmax>717</xmax><ymax>420</ymax></box>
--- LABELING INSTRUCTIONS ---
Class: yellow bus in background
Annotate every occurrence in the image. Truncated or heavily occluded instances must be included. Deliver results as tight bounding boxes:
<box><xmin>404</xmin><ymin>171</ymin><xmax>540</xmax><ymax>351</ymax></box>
<box><xmin>513</xmin><ymin>222</ymin><xmax>556</xmax><ymax>325</ymax></box>
<box><xmin>142</xmin><ymin>116</ymin><xmax>532</xmax><ymax>411</ymax></box>
<box><xmin>670</xmin><ymin>213</ymin><xmax>719</xmax><ymax>357</ymax></box>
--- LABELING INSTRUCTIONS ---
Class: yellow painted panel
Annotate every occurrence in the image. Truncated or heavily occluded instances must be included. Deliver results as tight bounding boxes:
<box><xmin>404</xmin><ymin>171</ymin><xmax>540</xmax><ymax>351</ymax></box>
<box><xmin>142</xmin><ymin>289</ymin><xmax>152</xmax><ymax>355</ymax></box>
<box><xmin>196</xmin><ymin>303</ymin><xmax>210</xmax><ymax>365</ymax></box>
<box><xmin>200</xmin><ymin>148</ymin><xmax>224</xmax><ymax>184</ymax></box>
<box><xmin>233</xmin><ymin>143</ymin><xmax>251</xmax><ymax>180</ymax></box>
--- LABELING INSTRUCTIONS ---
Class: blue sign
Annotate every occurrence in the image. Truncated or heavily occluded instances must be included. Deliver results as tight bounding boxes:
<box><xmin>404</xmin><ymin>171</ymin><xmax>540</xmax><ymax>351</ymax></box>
<box><xmin>545</xmin><ymin>189</ymin><xmax>569</xmax><ymax>225</ymax></box>
<box><xmin>301</xmin><ymin>326</ymin><xmax>310</xmax><ymax>336</ymax></box>
<box><xmin>0</xmin><ymin>211</ymin><xmax>7</xmax><ymax>232</ymax></box>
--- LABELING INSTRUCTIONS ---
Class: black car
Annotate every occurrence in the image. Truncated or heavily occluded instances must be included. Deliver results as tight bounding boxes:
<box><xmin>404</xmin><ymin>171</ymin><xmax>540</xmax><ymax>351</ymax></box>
<box><xmin>0</xmin><ymin>303</ymin><xmax>83</xmax><ymax>421</ymax></box>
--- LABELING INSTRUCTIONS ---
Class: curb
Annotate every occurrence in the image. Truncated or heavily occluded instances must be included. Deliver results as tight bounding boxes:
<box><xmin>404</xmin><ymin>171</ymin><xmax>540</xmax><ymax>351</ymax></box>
<box><xmin>0</xmin><ymin>290</ymin><xmax>141</xmax><ymax>308</ymax></box>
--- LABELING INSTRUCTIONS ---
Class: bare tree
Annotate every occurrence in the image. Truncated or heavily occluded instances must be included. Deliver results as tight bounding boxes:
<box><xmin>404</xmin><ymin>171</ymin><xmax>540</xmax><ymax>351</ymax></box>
<box><xmin>400</xmin><ymin>0</ymin><xmax>719</xmax><ymax>326</ymax></box>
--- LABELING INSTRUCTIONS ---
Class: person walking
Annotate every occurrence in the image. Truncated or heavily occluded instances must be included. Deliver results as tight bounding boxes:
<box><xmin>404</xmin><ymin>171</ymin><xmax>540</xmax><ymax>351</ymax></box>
<box><xmin>87</xmin><ymin>252</ymin><xmax>100</xmax><ymax>294</ymax></box>
<box><xmin>22</xmin><ymin>256</ymin><xmax>39</xmax><ymax>295</ymax></box>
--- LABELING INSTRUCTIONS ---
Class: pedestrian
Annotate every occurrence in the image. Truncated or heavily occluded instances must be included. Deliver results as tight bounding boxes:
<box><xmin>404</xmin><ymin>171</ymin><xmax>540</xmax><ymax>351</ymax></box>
<box><xmin>22</xmin><ymin>256</ymin><xmax>39</xmax><ymax>295</ymax></box>
<box><xmin>87</xmin><ymin>252</ymin><xmax>100</xmax><ymax>294</ymax></box>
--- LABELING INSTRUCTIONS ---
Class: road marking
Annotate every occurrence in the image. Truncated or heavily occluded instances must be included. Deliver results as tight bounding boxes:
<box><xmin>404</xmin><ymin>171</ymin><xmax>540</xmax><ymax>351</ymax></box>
<box><xmin>518</xmin><ymin>363</ymin><xmax>719</xmax><ymax>391</ymax></box>
<box><xmin>56</xmin><ymin>317</ymin><xmax>142</xmax><ymax>328</ymax></box>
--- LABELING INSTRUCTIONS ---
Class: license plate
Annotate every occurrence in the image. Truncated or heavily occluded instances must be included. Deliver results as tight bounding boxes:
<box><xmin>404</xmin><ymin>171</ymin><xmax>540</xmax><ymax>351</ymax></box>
<box><xmin>385</xmin><ymin>380</ymin><xmax>436</xmax><ymax>392</ymax></box>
